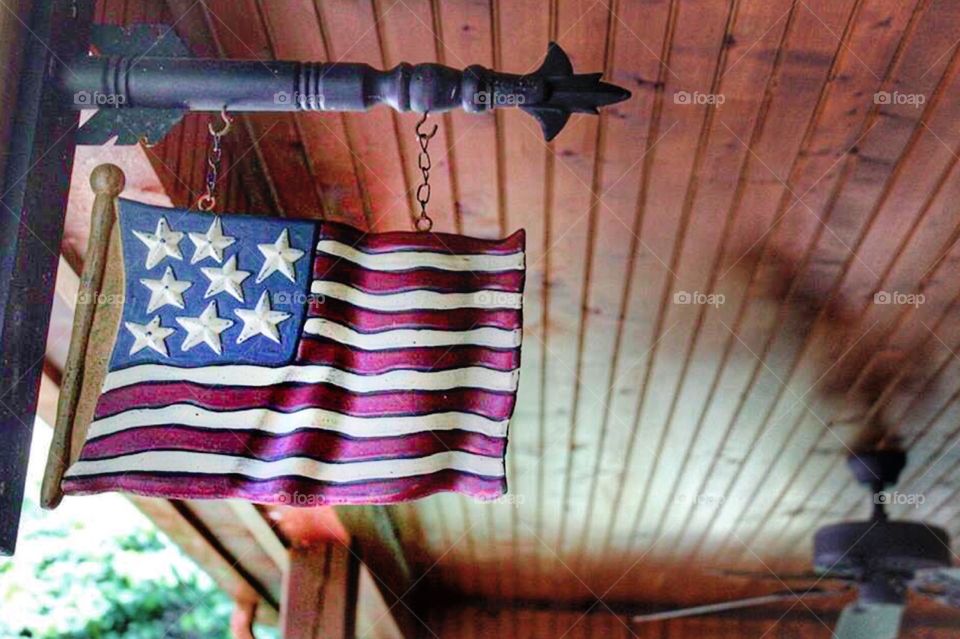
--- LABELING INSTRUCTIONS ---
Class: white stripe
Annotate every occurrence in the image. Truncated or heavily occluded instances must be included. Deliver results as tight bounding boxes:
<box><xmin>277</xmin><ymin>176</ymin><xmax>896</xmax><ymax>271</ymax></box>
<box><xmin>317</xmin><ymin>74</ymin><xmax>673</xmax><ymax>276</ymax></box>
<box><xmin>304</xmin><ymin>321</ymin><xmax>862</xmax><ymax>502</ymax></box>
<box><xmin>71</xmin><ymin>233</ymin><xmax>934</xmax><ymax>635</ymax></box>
<box><xmin>316</xmin><ymin>239</ymin><xmax>524</xmax><ymax>272</ymax></box>
<box><xmin>86</xmin><ymin>404</ymin><xmax>509</xmax><ymax>440</ymax></box>
<box><xmin>311</xmin><ymin>280</ymin><xmax>522</xmax><ymax>311</ymax></box>
<box><xmin>101</xmin><ymin>363</ymin><xmax>518</xmax><ymax>393</ymax></box>
<box><xmin>64</xmin><ymin>450</ymin><xmax>504</xmax><ymax>482</ymax></box>
<box><xmin>303</xmin><ymin>318</ymin><xmax>521</xmax><ymax>349</ymax></box>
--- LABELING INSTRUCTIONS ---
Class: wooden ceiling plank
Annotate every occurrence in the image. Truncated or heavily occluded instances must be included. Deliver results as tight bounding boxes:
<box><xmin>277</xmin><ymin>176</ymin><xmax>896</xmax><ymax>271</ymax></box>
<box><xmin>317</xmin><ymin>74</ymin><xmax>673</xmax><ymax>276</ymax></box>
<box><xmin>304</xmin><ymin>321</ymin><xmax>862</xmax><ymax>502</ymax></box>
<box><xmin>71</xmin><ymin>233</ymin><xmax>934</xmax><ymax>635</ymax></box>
<box><xmin>608</xmin><ymin>0</ymin><xmax>746</xmax><ymax>570</ymax></box>
<box><xmin>654</xmin><ymin>0</ymin><xmax>922</xmax><ymax>573</ymax></box>
<box><xmin>694</xmin><ymin>0</ymin><xmax>960</xmax><ymax>569</ymax></box>
<box><xmin>257</xmin><ymin>0</ymin><xmax>369</xmax><ymax>228</ymax></box>
<box><xmin>610</xmin><ymin>0</ymin><xmax>800</xmax><ymax>586</ymax></box>
<box><xmin>560</xmin><ymin>0</ymin><xmax>678</xmax><ymax>596</ymax></box>
<box><xmin>524</xmin><ymin>0</ymin><xmax>561</xmax><ymax>603</ymax></box>
<box><xmin>551</xmin><ymin>0</ymin><xmax>638</xmax><ymax>585</ymax></box>
<box><xmin>580</xmin><ymin>0</ymin><xmax>750</xmax><ymax>597</ymax></box>
<box><xmin>554</xmin><ymin>0</ymin><xmax>673</xmax><ymax>588</ymax></box>
<box><xmin>433</xmin><ymin>0</ymin><xmax>502</xmax><ymax>239</ymax></box>
<box><xmin>528</xmin><ymin>0</ymin><xmax>613</xmax><ymax>601</ymax></box>
<box><xmin>696</xmin><ymin>0</ymin><xmax>934</xmax><ymax>565</ymax></box>
<box><xmin>312</xmin><ymin>0</ymin><xmax>413</xmax><ymax>233</ymax></box>
<box><xmin>624</xmin><ymin>0</ymin><xmax>808</xmax><ymax>591</ymax></box>
<box><xmin>610</xmin><ymin>0</ymin><xmax>745</xmax><ymax>575</ymax></box>
<box><xmin>491</xmin><ymin>0</ymin><xmax>552</xmax><ymax>602</ymax></box>
<box><xmin>661</xmin><ymin>0</ymin><xmax>865</xmax><ymax>569</ymax></box>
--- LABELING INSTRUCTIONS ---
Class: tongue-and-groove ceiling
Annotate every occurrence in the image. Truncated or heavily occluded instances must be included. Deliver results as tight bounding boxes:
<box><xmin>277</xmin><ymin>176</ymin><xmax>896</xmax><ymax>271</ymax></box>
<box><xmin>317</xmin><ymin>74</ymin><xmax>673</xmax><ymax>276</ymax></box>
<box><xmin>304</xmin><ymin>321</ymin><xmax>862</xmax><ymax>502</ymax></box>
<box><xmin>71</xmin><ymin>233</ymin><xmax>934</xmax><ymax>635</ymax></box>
<box><xmin>70</xmin><ymin>0</ymin><xmax>960</xmax><ymax>621</ymax></box>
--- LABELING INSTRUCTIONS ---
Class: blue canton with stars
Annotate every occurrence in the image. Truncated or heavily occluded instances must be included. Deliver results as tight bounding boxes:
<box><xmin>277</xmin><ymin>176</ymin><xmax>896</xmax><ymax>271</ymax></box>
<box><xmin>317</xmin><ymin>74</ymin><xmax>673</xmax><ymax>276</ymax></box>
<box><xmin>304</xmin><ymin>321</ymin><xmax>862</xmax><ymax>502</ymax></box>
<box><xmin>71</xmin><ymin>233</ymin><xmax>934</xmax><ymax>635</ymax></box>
<box><xmin>110</xmin><ymin>199</ymin><xmax>316</xmax><ymax>369</ymax></box>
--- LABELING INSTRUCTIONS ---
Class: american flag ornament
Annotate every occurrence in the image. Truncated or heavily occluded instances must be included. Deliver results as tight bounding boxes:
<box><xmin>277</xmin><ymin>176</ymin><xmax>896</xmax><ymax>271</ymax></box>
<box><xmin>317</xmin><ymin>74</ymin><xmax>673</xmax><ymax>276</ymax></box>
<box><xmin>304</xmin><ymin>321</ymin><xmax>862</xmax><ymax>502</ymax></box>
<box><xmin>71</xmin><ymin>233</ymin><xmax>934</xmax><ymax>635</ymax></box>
<box><xmin>59</xmin><ymin>199</ymin><xmax>525</xmax><ymax>505</ymax></box>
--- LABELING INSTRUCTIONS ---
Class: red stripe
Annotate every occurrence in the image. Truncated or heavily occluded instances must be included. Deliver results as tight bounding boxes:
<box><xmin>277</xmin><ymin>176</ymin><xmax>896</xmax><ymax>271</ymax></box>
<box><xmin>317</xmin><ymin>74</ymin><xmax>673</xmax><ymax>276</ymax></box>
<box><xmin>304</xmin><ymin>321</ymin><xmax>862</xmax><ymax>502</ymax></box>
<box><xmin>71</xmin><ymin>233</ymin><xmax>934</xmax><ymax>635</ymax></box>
<box><xmin>307</xmin><ymin>297</ymin><xmax>521</xmax><ymax>332</ymax></box>
<box><xmin>62</xmin><ymin>469</ymin><xmax>506</xmax><ymax>504</ymax></box>
<box><xmin>94</xmin><ymin>383</ymin><xmax>517</xmax><ymax>421</ymax></box>
<box><xmin>80</xmin><ymin>426</ymin><xmax>506</xmax><ymax>462</ymax></box>
<box><xmin>322</xmin><ymin>221</ymin><xmax>525</xmax><ymax>255</ymax></box>
<box><xmin>312</xmin><ymin>254</ymin><xmax>524</xmax><ymax>293</ymax></box>
<box><xmin>295</xmin><ymin>337</ymin><xmax>520</xmax><ymax>372</ymax></box>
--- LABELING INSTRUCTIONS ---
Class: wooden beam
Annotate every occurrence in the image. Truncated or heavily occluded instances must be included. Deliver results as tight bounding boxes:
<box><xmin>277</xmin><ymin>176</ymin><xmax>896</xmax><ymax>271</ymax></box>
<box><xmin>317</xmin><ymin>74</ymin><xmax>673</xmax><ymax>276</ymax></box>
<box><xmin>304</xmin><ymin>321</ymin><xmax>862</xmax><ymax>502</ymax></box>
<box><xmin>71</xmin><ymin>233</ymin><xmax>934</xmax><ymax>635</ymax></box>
<box><xmin>355</xmin><ymin>566</ymin><xmax>405</xmax><ymax>639</ymax></box>
<box><xmin>281</xmin><ymin>542</ymin><xmax>360</xmax><ymax>639</ymax></box>
<box><xmin>230</xmin><ymin>598</ymin><xmax>258</xmax><ymax>639</ymax></box>
<box><xmin>135</xmin><ymin>497</ymin><xmax>279</xmax><ymax>622</ymax></box>
<box><xmin>228</xmin><ymin>500</ymin><xmax>291</xmax><ymax>574</ymax></box>
<box><xmin>335</xmin><ymin>506</ymin><xmax>420</xmax><ymax>638</ymax></box>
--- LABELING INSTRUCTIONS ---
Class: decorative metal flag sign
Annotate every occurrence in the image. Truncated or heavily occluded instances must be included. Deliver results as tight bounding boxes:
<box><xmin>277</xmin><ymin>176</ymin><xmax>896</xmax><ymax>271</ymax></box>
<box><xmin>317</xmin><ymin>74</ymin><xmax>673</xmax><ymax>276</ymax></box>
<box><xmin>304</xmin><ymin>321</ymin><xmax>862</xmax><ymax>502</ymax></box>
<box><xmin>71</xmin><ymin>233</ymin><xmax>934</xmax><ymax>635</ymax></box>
<box><xmin>46</xmin><ymin>175</ymin><xmax>525</xmax><ymax>506</ymax></box>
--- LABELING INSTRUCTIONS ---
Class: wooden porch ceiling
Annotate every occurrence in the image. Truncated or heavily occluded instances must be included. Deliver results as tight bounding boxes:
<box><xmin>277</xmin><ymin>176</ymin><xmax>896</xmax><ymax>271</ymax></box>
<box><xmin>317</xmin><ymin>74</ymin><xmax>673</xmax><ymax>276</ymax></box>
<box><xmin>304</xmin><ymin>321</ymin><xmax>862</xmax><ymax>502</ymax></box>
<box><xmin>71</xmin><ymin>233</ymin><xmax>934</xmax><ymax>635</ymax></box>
<box><xmin>63</xmin><ymin>0</ymin><xmax>960</xmax><ymax>617</ymax></box>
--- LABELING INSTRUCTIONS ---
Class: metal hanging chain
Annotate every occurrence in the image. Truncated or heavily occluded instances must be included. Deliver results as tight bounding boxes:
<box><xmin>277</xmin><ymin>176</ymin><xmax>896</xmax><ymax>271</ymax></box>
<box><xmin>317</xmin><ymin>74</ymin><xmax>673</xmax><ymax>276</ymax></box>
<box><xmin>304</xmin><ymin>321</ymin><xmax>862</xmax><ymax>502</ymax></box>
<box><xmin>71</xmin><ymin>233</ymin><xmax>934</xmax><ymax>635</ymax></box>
<box><xmin>414</xmin><ymin>112</ymin><xmax>438</xmax><ymax>232</ymax></box>
<box><xmin>197</xmin><ymin>107</ymin><xmax>233</xmax><ymax>212</ymax></box>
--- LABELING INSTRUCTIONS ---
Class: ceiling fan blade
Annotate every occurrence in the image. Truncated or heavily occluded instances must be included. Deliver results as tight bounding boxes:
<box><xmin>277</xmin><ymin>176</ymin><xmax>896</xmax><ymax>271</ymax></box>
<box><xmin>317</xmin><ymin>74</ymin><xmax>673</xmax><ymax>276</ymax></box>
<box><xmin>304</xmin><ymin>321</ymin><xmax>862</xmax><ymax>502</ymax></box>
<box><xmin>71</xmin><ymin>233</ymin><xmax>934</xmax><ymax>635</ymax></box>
<box><xmin>631</xmin><ymin>590</ymin><xmax>843</xmax><ymax>624</ymax></box>
<box><xmin>913</xmin><ymin>566</ymin><xmax>960</xmax><ymax>607</ymax></box>
<box><xmin>835</xmin><ymin>602</ymin><xmax>904</xmax><ymax>639</ymax></box>
<box><xmin>711</xmin><ymin>569</ymin><xmax>855</xmax><ymax>582</ymax></box>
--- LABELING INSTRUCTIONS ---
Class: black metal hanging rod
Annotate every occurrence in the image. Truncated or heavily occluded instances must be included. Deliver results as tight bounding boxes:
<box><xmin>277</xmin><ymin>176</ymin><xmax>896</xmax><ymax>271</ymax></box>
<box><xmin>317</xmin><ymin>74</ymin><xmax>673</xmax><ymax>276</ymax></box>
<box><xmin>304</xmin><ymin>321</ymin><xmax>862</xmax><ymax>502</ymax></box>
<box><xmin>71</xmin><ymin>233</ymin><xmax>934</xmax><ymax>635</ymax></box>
<box><xmin>59</xmin><ymin>25</ymin><xmax>630</xmax><ymax>145</ymax></box>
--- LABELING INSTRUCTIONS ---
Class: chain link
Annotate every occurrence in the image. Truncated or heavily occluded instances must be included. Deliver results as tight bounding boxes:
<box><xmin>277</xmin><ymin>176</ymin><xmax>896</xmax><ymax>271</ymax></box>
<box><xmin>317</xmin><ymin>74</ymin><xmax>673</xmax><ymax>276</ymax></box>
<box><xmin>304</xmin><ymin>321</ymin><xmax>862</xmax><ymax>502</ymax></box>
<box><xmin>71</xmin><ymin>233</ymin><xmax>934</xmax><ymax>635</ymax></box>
<box><xmin>197</xmin><ymin>108</ymin><xmax>233</xmax><ymax>212</ymax></box>
<box><xmin>414</xmin><ymin>112</ymin><xmax>438</xmax><ymax>232</ymax></box>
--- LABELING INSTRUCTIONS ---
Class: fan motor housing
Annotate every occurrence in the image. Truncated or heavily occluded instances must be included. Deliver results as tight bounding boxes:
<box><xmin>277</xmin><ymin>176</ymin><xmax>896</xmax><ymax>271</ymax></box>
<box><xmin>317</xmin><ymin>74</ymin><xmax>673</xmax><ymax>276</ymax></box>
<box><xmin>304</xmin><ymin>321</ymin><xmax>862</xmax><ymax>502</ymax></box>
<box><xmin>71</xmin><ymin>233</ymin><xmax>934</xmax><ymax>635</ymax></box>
<box><xmin>814</xmin><ymin>521</ymin><xmax>951</xmax><ymax>579</ymax></box>
<box><xmin>847</xmin><ymin>449</ymin><xmax>907</xmax><ymax>488</ymax></box>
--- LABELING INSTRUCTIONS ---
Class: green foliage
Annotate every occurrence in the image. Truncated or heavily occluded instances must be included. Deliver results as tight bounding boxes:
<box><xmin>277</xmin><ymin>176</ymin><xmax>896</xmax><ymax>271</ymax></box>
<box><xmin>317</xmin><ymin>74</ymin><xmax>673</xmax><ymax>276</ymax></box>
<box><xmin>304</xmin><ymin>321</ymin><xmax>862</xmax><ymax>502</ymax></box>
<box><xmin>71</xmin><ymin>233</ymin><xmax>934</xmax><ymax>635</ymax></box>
<box><xmin>1</xmin><ymin>527</ymin><xmax>235</xmax><ymax>639</ymax></box>
<box><xmin>1</xmin><ymin>425</ymin><xmax>280</xmax><ymax>639</ymax></box>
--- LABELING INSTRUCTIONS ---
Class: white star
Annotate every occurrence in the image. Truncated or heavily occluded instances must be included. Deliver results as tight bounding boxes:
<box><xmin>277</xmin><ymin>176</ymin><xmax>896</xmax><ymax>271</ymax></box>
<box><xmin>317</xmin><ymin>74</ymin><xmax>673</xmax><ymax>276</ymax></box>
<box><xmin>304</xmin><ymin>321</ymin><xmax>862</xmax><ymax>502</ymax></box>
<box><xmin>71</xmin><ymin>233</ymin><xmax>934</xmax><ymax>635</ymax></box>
<box><xmin>188</xmin><ymin>216</ymin><xmax>235</xmax><ymax>264</ymax></box>
<box><xmin>201</xmin><ymin>254</ymin><xmax>251</xmax><ymax>302</ymax></box>
<box><xmin>176</xmin><ymin>301</ymin><xmax>234</xmax><ymax>355</ymax></box>
<box><xmin>234</xmin><ymin>291</ymin><xmax>291</xmax><ymax>344</ymax></box>
<box><xmin>256</xmin><ymin>229</ymin><xmax>304</xmax><ymax>284</ymax></box>
<box><xmin>133</xmin><ymin>217</ymin><xmax>184</xmax><ymax>269</ymax></box>
<box><xmin>140</xmin><ymin>266</ymin><xmax>192</xmax><ymax>313</ymax></box>
<box><xmin>125</xmin><ymin>316</ymin><xmax>175</xmax><ymax>357</ymax></box>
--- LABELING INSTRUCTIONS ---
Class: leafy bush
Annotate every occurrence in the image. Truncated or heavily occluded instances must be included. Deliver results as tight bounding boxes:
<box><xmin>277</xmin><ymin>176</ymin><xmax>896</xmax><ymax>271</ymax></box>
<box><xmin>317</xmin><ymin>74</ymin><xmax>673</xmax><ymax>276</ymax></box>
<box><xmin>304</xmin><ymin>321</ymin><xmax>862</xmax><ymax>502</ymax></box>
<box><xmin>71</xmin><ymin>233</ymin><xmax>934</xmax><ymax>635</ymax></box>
<box><xmin>0</xmin><ymin>425</ymin><xmax>277</xmax><ymax>639</ymax></box>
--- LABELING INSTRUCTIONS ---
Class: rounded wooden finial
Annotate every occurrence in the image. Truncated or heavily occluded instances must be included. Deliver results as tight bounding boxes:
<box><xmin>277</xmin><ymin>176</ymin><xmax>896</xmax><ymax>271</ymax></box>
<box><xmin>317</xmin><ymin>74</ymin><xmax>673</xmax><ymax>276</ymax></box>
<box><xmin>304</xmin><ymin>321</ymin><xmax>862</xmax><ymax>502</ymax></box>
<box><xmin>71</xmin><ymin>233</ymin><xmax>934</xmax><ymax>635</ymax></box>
<box><xmin>89</xmin><ymin>163</ymin><xmax>125</xmax><ymax>196</ymax></box>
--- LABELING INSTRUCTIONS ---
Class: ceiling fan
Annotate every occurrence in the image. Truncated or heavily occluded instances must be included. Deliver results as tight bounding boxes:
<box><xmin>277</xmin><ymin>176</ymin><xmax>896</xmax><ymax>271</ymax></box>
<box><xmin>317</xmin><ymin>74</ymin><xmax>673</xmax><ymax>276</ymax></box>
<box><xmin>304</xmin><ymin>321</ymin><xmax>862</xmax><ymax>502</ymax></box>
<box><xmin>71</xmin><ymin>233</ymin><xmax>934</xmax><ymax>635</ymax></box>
<box><xmin>630</xmin><ymin>449</ymin><xmax>960</xmax><ymax>638</ymax></box>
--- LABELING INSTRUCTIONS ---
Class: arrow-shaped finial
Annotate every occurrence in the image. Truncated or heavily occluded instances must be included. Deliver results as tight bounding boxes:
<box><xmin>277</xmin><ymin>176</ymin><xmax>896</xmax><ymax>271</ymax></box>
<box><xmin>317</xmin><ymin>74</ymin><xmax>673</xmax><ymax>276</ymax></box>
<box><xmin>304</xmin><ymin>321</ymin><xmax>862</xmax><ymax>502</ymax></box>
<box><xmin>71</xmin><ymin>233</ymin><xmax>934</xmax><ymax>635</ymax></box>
<box><xmin>521</xmin><ymin>42</ymin><xmax>632</xmax><ymax>140</ymax></box>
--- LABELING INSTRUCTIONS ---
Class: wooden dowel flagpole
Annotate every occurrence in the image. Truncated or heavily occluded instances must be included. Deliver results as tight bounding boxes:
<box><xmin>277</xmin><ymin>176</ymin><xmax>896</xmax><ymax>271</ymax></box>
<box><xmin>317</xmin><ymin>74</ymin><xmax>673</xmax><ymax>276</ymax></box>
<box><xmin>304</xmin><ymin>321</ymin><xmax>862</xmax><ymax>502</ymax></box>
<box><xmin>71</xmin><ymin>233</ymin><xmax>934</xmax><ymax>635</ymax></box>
<box><xmin>41</xmin><ymin>163</ymin><xmax>124</xmax><ymax>509</ymax></box>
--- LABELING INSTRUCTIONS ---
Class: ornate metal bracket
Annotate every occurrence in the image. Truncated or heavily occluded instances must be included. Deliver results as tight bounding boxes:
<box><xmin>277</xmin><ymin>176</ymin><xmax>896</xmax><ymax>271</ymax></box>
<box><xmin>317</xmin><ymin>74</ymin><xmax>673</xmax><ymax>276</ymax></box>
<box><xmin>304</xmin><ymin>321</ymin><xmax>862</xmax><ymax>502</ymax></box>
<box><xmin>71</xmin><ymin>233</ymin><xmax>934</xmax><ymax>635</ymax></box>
<box><xmin>61</xmin><ymin>24</ymin><xmax>631</xmax><ymax>145</ymax></box>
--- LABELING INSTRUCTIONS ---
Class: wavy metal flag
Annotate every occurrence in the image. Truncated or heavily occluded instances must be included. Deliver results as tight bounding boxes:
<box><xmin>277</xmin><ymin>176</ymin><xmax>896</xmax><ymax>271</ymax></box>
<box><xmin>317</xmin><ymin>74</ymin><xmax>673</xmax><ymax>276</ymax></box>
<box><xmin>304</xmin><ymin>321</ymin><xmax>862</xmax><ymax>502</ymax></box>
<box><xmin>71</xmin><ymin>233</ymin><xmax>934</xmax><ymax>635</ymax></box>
<box><xmin>61</xmin><ymin>199</ymin><xmax>525</xmax><ymax>505</ymax></box>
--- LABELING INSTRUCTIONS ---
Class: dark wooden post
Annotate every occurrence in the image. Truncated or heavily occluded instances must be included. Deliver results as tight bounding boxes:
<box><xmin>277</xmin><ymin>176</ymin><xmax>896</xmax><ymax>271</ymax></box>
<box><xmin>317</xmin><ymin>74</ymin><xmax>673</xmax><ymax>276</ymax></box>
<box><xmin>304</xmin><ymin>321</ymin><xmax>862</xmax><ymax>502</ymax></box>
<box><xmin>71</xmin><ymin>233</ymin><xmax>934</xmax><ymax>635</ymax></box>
<box><xmin>281</xmin><ymin>541</ymin><xmax>361</xmax><ymax>639</ymax></box>
<box><xmin>0</xmin><ymin>0</ymin><xmax>91</xmax><ymax>555</ymax></box>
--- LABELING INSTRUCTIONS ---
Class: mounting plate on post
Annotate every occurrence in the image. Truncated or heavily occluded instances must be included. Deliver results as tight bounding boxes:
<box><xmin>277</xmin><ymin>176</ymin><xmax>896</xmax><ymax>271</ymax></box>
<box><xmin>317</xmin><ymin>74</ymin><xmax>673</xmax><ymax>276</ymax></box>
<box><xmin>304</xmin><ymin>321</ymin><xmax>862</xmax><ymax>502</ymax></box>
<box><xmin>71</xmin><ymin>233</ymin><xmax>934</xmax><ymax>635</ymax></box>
<box><xmin>74</xmin><ymin>24</ymin><xmax>190</xmax><ymax>146</ymax></box>
<box><xmin>75</xmin><ymin>24</ymin><xmax>188</xmax><ymax>146</ymax></box>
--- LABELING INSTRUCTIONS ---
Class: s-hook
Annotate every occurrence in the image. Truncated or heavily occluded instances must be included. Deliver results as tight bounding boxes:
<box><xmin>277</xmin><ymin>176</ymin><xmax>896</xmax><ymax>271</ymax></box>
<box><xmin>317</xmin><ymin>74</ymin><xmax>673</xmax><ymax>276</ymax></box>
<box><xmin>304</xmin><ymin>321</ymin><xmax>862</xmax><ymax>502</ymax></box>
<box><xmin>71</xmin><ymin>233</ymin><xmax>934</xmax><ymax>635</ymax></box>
<box><xmin>196</xmin><ymin>107</ymin><xmax>233</xmax><ymax>212</ymax></box>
